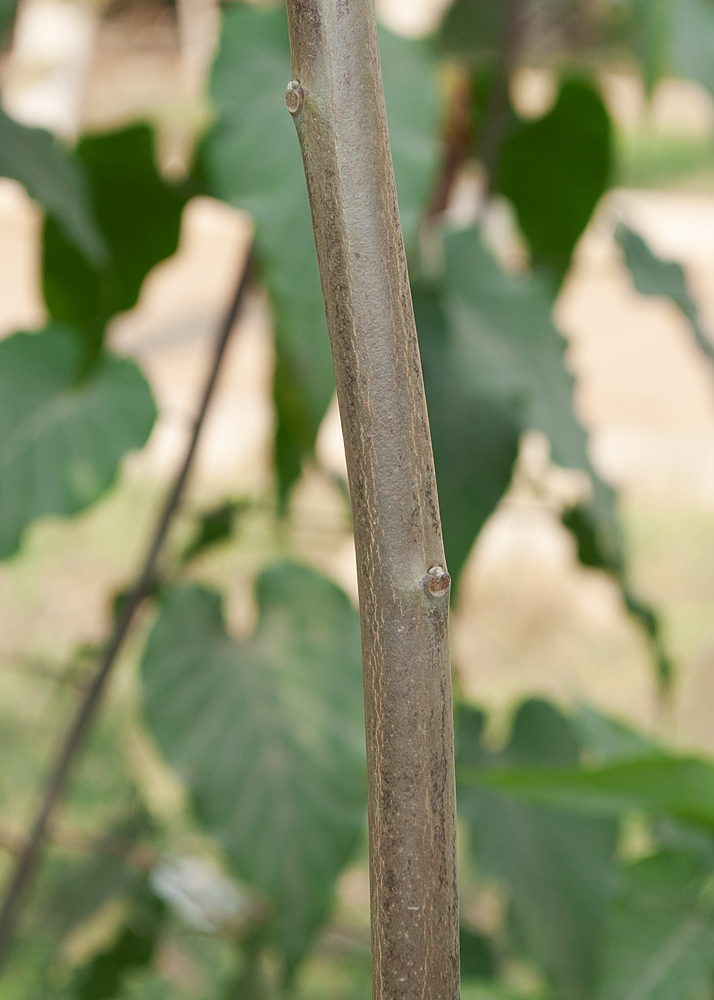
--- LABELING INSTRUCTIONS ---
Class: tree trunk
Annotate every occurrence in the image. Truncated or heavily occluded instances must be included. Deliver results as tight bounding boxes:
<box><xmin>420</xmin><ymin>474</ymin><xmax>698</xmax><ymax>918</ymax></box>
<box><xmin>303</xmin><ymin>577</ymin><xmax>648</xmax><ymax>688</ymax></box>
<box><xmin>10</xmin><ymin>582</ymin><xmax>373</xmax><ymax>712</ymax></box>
<box><xmin>284</xmin><ymin>3</ymin><xmax>460</xmax><ymax>997</ymax></box>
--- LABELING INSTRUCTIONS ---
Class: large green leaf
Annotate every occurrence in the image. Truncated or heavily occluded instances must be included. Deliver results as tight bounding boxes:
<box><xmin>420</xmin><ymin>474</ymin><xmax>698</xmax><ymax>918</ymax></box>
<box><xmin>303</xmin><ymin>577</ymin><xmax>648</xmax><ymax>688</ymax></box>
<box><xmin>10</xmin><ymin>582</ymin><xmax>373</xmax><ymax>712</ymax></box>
<box><xmin>412</xmin><ymin>225</ymin><xmax>636</xmax><ymax>592</ymax></box>
<box><xmin>140</xmin><ymin>562</ymin><xmax>366</xmax><ymax>974</ymax></box>
<box><xmin>416</xmin><ymin>224</ymin><xmax>667</xmax><ymax>673</ymax></box>
<box><xmin>0</xmin><ymin>107</ymin><xmax>105</xmax><ymax>265</ymax></box>
<box><xmin>443</xmin><ymin>225</ymin><xmax>621</xmax><ymax>562</ymax></box>
<box><xmin>0</xmin><ymin>325</ymin><xmax>156</xmax><ymax>559</ymax></box>
<box><xmin>457</xmin><ymin>700</ymin><xmax>618</xmax><ymax>999</ymax></box>
<box><xmin>598</xmin><ymin>852</ymin><xmax>714</xmax><ymax>1000</ymax></box>
<box><xmin>414</xmin><ymin>285</ymin><xmax>521</xmax><ymax>584</ymax></box>
<box><xmin>617</xmin><ymin>223</ymin><xmax>714</xmax><ymax>369</ymax></box>
<box><xmin>203</xmin><ymin>2</ymin><xmax>439</xmax><ymax>499</ymax></box>
<box><xmin>43</xmin><ymin>125</ymin><xmax>189</xmax><ymax>367</ymax></box>
<box><xmin>459</xmin><ymin>756</ymin><xmax>714</xmax><ymax>828</ymax></box>
<box><xmin>440</xmin><ymin>226</ymin><xmax>671</xmax><ymax>682</ymax></box>
<box><xmin>498</xmin><ymin>78</ymin><xmax>612</xmax><ymax>287</ymax></box>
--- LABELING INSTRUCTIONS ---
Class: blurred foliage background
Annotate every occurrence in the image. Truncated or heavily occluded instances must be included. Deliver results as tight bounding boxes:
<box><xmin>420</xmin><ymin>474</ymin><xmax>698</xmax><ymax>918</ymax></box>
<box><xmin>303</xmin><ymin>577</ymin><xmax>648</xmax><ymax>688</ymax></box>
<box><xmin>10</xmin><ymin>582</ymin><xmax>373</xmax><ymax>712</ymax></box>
<box><xmin>2</xmin><ymin>0</ymin><xmax>714</xmax><ymax>997</ymax></box>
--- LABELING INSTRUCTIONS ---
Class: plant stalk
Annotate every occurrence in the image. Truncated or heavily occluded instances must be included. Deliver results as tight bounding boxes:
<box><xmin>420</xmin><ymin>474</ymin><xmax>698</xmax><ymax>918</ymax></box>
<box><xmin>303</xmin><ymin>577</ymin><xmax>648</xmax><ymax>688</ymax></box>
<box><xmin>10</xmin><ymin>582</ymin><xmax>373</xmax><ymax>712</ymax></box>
<box><xmin>284</xmin><ymin>4</ymin><xmax>460</xmax><ymax>997</ymax></box>
<box><xmin>0</xmin><ymin>248</ymin><xmax>254</xmax><ymax>971</ymax></box>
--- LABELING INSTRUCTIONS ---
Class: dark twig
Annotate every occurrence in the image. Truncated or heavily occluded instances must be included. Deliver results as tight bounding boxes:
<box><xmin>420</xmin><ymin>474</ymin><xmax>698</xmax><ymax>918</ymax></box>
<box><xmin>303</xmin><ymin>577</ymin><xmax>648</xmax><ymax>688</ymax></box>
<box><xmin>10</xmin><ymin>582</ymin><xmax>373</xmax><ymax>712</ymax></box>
<box><xmin>0</xmin><ymin>246</ymin><xmax>254</xmax><ymax>971</ymax></box>
<box><xmin>428</xmin><ymin>69</ymin><xmax>473</xmax><ymax>218</ymax></box>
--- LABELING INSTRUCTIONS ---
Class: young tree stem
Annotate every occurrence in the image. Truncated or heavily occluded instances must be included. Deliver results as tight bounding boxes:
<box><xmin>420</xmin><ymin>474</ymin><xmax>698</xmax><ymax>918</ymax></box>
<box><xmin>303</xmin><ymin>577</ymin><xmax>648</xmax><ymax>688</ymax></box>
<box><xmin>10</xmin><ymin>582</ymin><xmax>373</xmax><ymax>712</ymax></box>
<box><xmin>0</xmin><ymin>247</ymin><xmax>254</xmax><ymax>972</ymax></box>
<box><xmin>285</xmin><ymin>4</ymin><xmax>460</xmax><ymax>997</ymax></box>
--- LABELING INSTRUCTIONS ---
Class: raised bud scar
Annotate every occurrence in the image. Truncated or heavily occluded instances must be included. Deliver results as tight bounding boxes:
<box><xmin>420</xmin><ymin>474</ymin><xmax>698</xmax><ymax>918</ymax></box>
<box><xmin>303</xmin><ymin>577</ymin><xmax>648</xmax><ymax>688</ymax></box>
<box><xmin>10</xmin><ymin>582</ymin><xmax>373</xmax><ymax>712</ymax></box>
<box><xmin>425</xmin><ymin>565</ymin><xmax>450</xmax><ymax>597</ymax></box>
<box><xmin>285</xmin><ymin>80</ymin><xmax>304</xmax><ymax>114</ymax></box>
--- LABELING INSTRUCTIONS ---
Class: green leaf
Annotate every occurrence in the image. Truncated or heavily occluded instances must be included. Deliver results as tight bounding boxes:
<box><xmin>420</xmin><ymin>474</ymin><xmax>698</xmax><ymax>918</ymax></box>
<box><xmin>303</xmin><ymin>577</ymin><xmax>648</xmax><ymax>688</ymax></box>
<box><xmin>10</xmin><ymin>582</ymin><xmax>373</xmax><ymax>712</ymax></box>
<box><xmin>413</xmin><ymin>225</ymin><xmax>640</xmax><ymax>591</ymax></box>
<box><xmin>0</xmin><ymin>0</ymin><xmax>17</xmax><ymax>43</ymax></box>
<box><xmin>437</xmin><ymin>0</ymin><xmax>589</xmax><ymax>70</ymax></box>
<box><xmin>443</xmin><ymin>225</ymin><xmax>621</xmax><ymax>563</ymax></box>
<box><xmin>43</xmin><ymin>125</ymin><xmax>189</xmax><ymax>366</ymax></box>
<box><xmin>140</xmin><ymin>563</ymin><xmax>366</xmax><ymax>974</ymax></box>
<box><xmin>459</xmin><ymin>756</ymin><xmax>714</xmax><ymax>828</ymax></box>
<box><xmin>224</xmin><ymin>923</ymin><xmax>271</xmax><ymax>1000</ymax></box>
<box><xmin>379</xmin><ymin>29</ymin><xmax>441</xmax><ymax>247</ymax></box>
<box><xmin>203</xmin><ymin>2</ymin><xmax>439</xmax><ymax>499</ymax></box>
<box><xmin>562</xmin><ymin>503</ymin><xmax>615</xmax><ymax>572</ymax></box>
<box><xmin>179</xmin><ymin>500</ymin><xmax>248</xmax><ymax>565</ymax></box>
<box><xmin>461</xmin><ymin>986</ymin><xmax>553</xmax><ymax>1000</ymax></box>
<box><xmin>498</xmin><ymin>78</ymin><xmax>612</xmax><ymax>287</ymax></box>
<box><xmin>0</xmin><ymin>107</ymin><xmax>105</xmax><ymax>265</ymax></box>
<box><xmin>460</xmin><ymin>925</ymin><xmax>498</xmax><ymax>981</ymax></box>
<box><xmin>673</xmin><ymin>0</ymin><xmax>714</xmax><ymax>103</ymax></box>
<box><xmin>43</xmin><ymin>808</ymin><xmax>153</xmax><ymax>938</ymax></box>
<box><xmin>654</xmin><ymin>819</ymin><xmax>714</xmax><ymax>870</ymax></box>
<box><xmin>457</xmin><ymin>700</ymin><xmax>618</xmax><ymax>999</ymax></box>
<box><xmin>201</xmin><ymin>2</ymin><xmax>331</xmax><ymax>501</ymax></box>
<box><xmin>0</xmin><ymin>325</ymin><xmax>156</xmax><ymax>559</ymax></box>
<box><xmin>573</xmin><ymin>703</ymin><xmax>661</xmax><ymax>765</ymax></box>
<box><xmin>598</xmin><ymin>852</ymin><xmax>714</xmax><ymax>1000</ymax></box>
<box><xmin>617</xmin><ymin>223</ymin><xmax>714</xmax><ymax>369</ymax></box>
<box><xmin>630</xmin><ymin>0</ymin><xmax>673</xmax><ymax>93</ymax></box>
<box><xmin>421</xmin><ymin>224</ymin><xmax>668</xmax><ymax>675</ymax></box>
<box><xmin>438</xmin><ymin>0</ymin><xmax>506</xmax><ymax>60</ymax></box>
<box><xmin>562</xmin><ymin>503</ymin><xmax>673</xmax><ymax>689</ymax></box>
<box><xmin>71</xmin><ymin>882</ymin><xmax>165</xmax><ymax>1000</ymax></box>
<box><xmin>414</xmin><ymin>285</ymin><xmax>521</xmax><ymax>584</ymax></box>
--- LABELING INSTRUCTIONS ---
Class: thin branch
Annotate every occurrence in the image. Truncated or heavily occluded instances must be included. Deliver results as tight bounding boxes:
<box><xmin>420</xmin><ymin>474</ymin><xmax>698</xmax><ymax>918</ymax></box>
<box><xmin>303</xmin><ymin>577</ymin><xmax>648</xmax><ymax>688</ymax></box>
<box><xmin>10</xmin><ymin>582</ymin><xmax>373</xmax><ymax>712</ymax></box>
<box><xmin>0</xmin><ymin>246</ymin><xmax>255</xmax><ymax>971</ymax></box>
<box><xmin>428</xmin><ymin>68</ymin><xmax>473</xmax><ymax>218</ymax></box>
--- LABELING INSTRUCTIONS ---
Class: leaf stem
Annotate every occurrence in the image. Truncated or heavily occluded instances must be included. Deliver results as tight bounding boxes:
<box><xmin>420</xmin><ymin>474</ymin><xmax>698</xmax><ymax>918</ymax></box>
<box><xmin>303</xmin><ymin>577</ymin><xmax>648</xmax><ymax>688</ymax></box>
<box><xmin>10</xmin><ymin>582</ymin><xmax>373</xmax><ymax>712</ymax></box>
<box><xmin>0</xmin><ymin>245</ymin><xmax>254</xmax><ymax>972</ymax></box>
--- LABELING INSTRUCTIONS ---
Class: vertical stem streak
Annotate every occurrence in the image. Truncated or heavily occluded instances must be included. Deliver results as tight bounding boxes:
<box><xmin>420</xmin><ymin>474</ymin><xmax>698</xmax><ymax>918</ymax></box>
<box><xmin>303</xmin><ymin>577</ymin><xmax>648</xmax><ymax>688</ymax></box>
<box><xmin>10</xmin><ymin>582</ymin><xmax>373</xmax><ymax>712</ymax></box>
<box><xmin>284</xmin><ymin>4</ymin><xmax>460</xmax><ymax>997</ymax></box>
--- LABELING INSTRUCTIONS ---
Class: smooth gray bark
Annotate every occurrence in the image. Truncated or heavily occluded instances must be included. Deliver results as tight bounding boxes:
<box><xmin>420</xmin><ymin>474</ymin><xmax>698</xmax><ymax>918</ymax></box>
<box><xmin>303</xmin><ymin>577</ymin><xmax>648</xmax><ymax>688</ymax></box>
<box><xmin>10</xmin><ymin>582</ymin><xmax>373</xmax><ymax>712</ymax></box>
<box><xmin>284</xmin><ymin>4</ymin><xmax>460</xmax><ymax>997</ymax></box>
